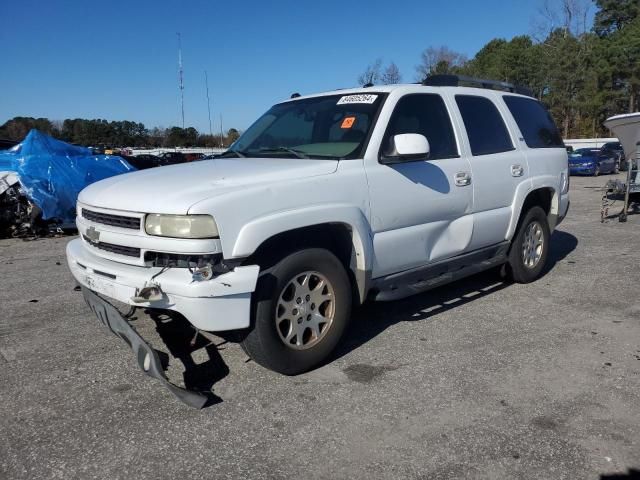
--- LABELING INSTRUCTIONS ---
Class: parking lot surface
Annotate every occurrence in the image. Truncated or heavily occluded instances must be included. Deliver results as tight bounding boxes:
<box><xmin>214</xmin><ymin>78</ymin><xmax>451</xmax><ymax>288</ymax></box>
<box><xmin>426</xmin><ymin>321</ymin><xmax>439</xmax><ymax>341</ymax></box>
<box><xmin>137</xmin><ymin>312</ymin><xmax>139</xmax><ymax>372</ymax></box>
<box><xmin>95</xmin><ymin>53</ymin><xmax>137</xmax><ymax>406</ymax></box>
<box><xmin>1</xmin><ymin>174</ymin><xmax>639</xmax><ymax>479</ymax></box>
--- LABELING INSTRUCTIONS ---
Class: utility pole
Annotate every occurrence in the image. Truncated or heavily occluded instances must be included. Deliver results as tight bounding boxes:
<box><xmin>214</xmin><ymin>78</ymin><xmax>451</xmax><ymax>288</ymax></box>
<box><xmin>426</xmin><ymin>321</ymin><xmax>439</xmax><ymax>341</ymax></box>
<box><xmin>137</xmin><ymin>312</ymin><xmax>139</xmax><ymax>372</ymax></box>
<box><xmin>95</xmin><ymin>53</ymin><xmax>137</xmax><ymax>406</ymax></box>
<box><xmin>220</xmin><ymin>114</ymin><xmax>224</xmax><ymax>148</ymax></box>
<box><xmin>204</xmin><ymin>71</ymin><xmax>213</xmax><ymax>141</ymax></box>
<box><xmin>177</xmin><ymin>32</ymin><xmax>185</xmax><ymax>129</ymax></box>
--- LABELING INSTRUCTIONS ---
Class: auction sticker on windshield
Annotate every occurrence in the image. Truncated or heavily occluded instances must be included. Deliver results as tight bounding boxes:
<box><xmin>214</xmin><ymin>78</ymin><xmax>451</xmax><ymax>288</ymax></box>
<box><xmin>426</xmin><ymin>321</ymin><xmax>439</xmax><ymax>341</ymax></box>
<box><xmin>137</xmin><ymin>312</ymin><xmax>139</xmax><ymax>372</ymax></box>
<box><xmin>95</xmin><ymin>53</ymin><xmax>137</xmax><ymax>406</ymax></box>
<box><xmin>337</xmin><ymin>94</ymin><xmax>378</xmax><ymax>105</ymax></box>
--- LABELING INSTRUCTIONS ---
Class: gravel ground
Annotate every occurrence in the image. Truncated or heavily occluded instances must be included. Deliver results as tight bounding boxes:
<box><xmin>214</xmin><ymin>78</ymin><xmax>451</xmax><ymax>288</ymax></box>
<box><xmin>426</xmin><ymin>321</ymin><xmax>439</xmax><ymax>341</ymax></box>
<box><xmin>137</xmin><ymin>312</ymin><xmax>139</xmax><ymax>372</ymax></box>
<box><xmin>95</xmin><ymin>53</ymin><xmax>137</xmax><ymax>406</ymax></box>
<box><xmin>0</xmin><ymin>174</ymin><xmax>639</xmax><ymax>480</ymax></box>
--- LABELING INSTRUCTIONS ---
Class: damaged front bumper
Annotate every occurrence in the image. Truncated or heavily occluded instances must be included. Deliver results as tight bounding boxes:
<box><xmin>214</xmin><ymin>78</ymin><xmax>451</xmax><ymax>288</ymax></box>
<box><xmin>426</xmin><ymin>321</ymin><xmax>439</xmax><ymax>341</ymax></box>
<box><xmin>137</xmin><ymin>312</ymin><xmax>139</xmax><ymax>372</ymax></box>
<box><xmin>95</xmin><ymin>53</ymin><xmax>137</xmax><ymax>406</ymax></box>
<box><xmin>82</xmin><ymin>287</ymin><xmax>209</xmax><ymax>408</ymax></box>
<box><xmin>66</xmin><ymin>238</ymin><xmax>260</xmax><ymax>331</ymax></box>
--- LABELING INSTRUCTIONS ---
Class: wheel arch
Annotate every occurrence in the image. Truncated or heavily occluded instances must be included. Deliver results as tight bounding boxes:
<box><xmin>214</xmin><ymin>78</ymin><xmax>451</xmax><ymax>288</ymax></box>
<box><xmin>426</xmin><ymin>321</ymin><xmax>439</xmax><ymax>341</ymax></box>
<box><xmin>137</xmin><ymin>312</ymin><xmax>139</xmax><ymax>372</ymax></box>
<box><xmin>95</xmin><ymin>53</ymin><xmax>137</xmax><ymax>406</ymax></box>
<box><xmin>232</xmin><ymin>206</ymin><xmax>373</xmax><ymax>304</ymax></box>
<box><xmin>507</xmin><ymin>185</ymin><xmax>557</xmax><ymax>239</ymax></box>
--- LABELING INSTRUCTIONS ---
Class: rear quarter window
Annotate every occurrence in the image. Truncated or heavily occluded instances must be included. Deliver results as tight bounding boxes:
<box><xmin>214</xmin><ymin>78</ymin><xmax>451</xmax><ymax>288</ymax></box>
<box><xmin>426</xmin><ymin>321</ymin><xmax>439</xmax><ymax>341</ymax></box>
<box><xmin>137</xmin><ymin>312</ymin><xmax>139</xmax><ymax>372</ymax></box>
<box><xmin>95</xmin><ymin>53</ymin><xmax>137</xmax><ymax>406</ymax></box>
<box><xmin>503</xmin><ymin>96</ymin><xmax>564</xmax><ymax>148</ymax></box>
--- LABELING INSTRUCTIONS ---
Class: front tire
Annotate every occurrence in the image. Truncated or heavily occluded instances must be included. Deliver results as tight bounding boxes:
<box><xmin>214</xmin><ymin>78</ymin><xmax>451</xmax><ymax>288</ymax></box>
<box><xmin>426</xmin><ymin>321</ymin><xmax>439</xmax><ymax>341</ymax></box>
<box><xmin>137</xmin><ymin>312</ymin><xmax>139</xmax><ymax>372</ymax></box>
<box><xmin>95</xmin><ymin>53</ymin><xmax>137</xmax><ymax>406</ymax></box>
<box><xmin>506</xmin><ymin>206</ymin><xmax>550</xmax><ymax>283</ymax></box>
<box><xmin>241</xmin><ymin>248</ymin><xmax>352</xmax><ymax>375</ymax></box>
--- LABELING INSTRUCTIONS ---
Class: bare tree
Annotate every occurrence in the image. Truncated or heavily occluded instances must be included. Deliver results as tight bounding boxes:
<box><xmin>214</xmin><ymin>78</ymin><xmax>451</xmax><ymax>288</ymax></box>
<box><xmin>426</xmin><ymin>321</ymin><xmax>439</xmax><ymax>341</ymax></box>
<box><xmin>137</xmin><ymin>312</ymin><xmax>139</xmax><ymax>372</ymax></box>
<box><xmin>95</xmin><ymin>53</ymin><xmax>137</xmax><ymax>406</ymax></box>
<box><xmin>532</xmin><ymin>0</ymin><xmax>593</xmax><ymax>39</ymax></box>
<box><xmin>357</xmin><ymin>58</ymin><xmax>383</xmax><ymax>86</ymax></box>
<box><xmin>415</xmin><ymin>46</ymin><xmax>468</xmax><ymax>80</ymax></box>
<box><xmin>381</xmin><ymin>62</ymin><xmax>402</xmax><ymax>84</ymax></box>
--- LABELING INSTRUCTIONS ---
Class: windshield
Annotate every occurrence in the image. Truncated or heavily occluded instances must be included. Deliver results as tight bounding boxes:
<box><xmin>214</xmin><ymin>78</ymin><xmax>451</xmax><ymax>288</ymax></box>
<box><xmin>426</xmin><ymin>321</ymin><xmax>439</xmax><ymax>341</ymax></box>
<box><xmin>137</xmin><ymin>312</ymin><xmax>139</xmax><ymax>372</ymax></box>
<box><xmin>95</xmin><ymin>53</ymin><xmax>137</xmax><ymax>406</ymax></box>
<box><xmin>226</xmin><ymin>93</ymin><xmax>386</xmax><ymax>160</ymax></box>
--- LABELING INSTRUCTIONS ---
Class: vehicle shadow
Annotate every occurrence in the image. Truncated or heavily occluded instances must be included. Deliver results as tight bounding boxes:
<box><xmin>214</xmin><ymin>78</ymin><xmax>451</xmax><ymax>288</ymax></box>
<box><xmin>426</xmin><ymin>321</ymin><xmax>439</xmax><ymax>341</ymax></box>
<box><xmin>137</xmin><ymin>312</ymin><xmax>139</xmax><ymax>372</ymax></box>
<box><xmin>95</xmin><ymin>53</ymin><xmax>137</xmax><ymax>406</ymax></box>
<box><xmin>601</xmin><ymin>469</ymin><xmax>640</xmax><ymax>479</ymax></box>
<box><xmin>541</xmin><ymin>229</ymin><xmax>578</xmax><ymax>276</ymax></box>
<box><xmin>145</xmin><ymin>309</ymin><xmax>230</xmax><ymax>407</ymax></box>
<box><xmin>331</xmin><ymin>230</ymin><xmax>578</xmax><ymax>363</ymax></box>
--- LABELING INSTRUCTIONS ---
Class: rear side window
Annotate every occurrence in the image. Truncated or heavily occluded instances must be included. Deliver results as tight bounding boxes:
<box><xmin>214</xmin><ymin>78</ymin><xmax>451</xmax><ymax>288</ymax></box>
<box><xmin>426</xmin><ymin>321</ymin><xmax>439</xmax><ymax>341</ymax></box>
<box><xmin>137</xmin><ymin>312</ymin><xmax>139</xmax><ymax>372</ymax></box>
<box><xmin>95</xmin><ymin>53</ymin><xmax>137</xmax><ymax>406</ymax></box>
<box><xmin>503</xmin><ymin>96</ymin><xmax>564</xmax><ymax>148</ymax></box>
<box><xmin>455</xmin><ymin>95</ymin><xmax>514</xmax><ymax>156</ymax></box>
<box><xmin>382</xmin><ymin>94</ymin><xmax>458</xmax><ymax>161</ymax></box>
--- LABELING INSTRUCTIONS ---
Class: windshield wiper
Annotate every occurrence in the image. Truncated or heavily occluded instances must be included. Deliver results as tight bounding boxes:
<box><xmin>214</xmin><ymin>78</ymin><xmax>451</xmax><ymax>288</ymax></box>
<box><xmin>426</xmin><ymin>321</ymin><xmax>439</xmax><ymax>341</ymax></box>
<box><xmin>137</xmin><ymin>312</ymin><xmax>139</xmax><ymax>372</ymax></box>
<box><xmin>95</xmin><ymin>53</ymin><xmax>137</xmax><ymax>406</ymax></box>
<box><xmin>257</xmin><ymin>147</ymin><xmax>309</xmax><ymax>159</ymax></box>
<box><xmin>219</xmin><ymin>149</ymin><xmax>247</xmax><ymax>158</ymax></box>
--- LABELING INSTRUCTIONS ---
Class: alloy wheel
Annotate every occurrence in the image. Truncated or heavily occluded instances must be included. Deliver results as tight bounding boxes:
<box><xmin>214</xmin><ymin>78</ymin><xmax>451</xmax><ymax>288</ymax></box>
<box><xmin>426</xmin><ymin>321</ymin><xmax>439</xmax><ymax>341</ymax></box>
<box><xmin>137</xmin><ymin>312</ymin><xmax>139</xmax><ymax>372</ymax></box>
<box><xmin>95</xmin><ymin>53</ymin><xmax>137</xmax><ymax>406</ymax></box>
<box><xmin>275</xmin><ymin>271</ymin><xmax>335</xmax><ymax>350</ymax></box>
<box><xmin>522</xmin><ymin>221</ymin><xmax>544</xmax><ymax>269</ymax></box>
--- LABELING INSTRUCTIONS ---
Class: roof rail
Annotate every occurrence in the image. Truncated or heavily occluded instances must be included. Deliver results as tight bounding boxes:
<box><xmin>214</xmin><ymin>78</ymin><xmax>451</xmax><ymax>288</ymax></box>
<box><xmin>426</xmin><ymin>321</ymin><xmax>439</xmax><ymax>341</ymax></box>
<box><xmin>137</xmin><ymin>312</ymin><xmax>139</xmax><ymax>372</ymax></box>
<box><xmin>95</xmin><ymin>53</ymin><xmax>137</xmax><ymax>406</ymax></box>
<box><xmin>422</xmin><ymin>74</ymin><xmax>534</xmax><ymax>97</ymax></box>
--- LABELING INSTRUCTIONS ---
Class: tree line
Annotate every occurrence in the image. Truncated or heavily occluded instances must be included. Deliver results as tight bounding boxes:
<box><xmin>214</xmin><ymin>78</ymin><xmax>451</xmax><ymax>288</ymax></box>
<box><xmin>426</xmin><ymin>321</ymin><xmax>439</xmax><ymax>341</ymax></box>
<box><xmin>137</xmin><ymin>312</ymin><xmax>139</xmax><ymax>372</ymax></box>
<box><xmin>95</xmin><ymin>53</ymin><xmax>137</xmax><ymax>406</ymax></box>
<box><xmin>0</xmin><ymin>117</ymin><xmax>241</xmax><ymax>148</ymax></box>
<box><xmin>358</xmin><ymin>0</ymin><xmax>640</xmax><ymax>139</ymax></box>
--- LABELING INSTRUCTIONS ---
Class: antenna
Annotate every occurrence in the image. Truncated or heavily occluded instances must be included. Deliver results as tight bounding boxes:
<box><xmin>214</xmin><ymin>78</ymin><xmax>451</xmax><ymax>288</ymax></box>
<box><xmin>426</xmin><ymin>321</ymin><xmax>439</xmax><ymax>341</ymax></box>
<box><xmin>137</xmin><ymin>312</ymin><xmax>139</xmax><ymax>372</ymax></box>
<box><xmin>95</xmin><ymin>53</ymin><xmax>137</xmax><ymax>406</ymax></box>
<box><xmin>177</xmin><ymin>32</ymin><xmax>185</xmax><ymax>128</ymax></box>
<box><xmin>204</xmin><ymin>71</ymin><xmax>213</xmax><ymax>140</ymax></box>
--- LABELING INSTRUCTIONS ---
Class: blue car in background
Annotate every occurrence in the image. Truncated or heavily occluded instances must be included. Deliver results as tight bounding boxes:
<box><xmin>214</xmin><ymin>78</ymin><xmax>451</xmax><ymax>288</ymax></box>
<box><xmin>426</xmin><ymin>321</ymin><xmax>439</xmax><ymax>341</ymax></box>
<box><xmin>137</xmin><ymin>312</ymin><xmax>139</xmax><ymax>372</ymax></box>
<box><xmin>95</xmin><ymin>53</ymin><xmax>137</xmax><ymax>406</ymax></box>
<box><xmin>568</xmin><ymin>148</ymin><xmax>619</xmax><ymax>176</ymax></box>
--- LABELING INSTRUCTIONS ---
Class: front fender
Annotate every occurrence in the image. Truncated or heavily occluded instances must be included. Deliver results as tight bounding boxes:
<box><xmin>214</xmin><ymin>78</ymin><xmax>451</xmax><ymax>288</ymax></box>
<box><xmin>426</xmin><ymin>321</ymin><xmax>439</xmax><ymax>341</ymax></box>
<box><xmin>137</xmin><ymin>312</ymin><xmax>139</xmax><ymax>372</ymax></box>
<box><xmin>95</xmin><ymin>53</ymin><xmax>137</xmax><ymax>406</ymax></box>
<box><xmin>231</xmin><ymin>204</ymin><xmax>373</xmax><ymax>301</ymax></box>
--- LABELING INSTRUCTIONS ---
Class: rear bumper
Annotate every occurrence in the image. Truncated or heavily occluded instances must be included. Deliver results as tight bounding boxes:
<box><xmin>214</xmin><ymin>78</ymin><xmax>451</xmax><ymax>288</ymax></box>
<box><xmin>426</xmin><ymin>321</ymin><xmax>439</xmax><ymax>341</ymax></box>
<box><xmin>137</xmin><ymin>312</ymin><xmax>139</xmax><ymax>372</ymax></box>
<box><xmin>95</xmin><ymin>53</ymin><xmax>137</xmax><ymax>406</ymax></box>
<box><xmin>66</xmin><ymin>238</ymin><xmax>259</xmax><ymax>331</ymax></box>
<box><xmin>82</xmin><ymin>287</ymin><xmax>209</xmax><ymax>408</ymax></box>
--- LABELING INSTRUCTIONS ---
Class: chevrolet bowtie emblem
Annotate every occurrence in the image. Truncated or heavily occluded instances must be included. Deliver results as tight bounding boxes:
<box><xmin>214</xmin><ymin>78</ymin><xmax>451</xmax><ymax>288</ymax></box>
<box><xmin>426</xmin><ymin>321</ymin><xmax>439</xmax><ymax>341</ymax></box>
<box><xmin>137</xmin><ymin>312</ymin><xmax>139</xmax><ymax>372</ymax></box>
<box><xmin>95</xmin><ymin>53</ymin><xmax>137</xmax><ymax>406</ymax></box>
<box><xmin>86</xmin><ymin>226</ymin><xmax>100</xmax><ymax>243</ymax></box>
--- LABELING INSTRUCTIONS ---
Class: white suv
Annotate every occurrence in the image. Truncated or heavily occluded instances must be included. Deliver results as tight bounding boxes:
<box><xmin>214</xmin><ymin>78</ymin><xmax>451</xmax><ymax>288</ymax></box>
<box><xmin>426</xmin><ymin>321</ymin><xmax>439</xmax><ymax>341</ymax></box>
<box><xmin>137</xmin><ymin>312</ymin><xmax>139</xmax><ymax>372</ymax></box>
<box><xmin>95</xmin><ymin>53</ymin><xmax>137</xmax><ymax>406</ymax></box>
<box><xmin>67</xmin><ymin>75</ymin><xmax>570</xmax><ymax>406</ymax></box>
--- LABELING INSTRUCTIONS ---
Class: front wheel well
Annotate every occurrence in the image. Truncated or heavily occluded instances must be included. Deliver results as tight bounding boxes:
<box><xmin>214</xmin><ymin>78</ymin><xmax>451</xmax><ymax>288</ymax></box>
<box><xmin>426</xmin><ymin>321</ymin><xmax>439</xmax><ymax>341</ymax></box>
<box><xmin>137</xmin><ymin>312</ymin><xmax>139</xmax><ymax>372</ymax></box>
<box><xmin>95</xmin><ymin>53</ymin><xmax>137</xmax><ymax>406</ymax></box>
<box><xmin>243</xmin><ymin>223</ymin><xmax>362</xmax><ymax>302</ymax></box>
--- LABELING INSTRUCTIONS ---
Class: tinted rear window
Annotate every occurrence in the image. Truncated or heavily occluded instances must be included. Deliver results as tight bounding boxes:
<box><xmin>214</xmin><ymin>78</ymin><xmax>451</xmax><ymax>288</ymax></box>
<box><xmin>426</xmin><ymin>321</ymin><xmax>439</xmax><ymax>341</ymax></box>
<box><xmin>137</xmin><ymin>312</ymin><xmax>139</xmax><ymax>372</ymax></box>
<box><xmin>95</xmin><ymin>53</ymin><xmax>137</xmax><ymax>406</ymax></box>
<box><xmin>503</xmin><ymin>96</ymin><xmax>564</xmax><ymax>148</ymax></box>
<box><xmin>455</xmin><ymin>95</ymin><xmax>514</xmax><ymax>156</ymax></box>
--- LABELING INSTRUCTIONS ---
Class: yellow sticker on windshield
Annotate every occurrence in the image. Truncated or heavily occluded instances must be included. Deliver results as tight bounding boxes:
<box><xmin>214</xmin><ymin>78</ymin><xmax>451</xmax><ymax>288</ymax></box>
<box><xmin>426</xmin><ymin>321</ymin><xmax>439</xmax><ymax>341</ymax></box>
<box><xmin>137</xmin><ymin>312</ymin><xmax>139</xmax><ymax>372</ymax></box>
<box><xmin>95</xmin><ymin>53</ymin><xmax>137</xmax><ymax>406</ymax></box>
<box><xmin>341</xmin><ymin>116</ymin><xmax>356</xmax><ymax>129</ymax></box>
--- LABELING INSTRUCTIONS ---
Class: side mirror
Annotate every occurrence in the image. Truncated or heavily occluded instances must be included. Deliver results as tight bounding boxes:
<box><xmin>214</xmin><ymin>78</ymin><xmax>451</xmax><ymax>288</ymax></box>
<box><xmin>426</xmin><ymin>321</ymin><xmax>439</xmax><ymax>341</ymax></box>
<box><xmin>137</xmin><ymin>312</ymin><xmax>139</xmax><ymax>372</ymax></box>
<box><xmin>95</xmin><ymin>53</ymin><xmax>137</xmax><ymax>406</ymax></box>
<box><xmin>381</xmin><ymin>134</ymin><xmax>430</xmax><ymax>164</ymax></box>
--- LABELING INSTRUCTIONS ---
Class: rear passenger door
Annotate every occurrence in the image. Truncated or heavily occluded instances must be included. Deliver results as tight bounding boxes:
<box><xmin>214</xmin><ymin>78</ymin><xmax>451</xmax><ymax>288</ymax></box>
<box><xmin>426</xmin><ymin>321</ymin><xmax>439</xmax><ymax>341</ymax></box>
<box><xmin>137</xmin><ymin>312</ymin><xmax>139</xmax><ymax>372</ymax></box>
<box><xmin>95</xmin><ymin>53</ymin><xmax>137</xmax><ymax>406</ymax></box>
<box><xmin>452</xmin><ymin>94</ymin><xmax>528</xmax><ymax>250</ymax></box>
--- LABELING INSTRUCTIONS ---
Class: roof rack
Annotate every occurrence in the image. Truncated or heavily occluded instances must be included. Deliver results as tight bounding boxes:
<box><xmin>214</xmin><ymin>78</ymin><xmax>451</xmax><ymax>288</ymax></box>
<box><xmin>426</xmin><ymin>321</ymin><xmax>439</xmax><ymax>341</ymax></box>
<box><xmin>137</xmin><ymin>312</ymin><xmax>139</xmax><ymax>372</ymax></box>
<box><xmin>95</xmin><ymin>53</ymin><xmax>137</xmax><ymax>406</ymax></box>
<box><xmin>422</xmin><ymin>74</ymin><xmax>534</xmax><ymax>97</ymax></box>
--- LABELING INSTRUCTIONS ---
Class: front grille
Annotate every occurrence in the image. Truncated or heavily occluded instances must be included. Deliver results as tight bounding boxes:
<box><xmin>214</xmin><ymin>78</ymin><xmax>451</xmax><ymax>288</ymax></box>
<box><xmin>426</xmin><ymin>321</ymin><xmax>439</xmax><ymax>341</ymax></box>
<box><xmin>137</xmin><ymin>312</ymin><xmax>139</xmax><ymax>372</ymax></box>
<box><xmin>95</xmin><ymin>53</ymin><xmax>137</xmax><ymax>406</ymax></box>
<box><xmin>82</xmin><ymin>208</ymin><xmax>141</xmax><ymax>230</ymax></box>
<box><xmin>83</xmin><ymin>235</ymin><xmax>141</xmax><ymax>258</ymax></box>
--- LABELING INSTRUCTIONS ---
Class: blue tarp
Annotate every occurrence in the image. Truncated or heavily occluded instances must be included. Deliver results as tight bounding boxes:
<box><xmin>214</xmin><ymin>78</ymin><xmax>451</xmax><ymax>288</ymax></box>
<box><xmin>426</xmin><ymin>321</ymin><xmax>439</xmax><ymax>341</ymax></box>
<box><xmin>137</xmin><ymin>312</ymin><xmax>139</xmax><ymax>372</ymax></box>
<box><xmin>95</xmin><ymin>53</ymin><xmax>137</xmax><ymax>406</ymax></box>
<box><xmin>0</xmin><ymin>130</ymin><xmax>134</xmax><ymax>222</ymax></box>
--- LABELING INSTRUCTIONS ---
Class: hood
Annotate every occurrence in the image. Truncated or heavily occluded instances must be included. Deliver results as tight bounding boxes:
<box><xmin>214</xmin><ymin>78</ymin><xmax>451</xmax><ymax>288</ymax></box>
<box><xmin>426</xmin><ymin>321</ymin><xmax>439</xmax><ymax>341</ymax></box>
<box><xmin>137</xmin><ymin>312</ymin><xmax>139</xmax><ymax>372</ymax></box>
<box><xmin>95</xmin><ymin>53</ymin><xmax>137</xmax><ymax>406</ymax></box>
<box><xmin>79</xmin><ymin>157</ymin><xmax>339</xmax><ymax>214</ymax></box>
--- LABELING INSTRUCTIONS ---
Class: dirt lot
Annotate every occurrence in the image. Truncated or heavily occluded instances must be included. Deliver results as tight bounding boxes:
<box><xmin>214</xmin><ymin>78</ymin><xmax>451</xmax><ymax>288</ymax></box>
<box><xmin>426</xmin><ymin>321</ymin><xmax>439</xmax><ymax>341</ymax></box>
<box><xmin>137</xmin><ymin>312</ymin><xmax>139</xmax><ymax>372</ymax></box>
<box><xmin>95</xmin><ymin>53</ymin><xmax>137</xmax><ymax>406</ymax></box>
<box><xmin>1</xmin><ymin>174</ymin><xmax>639</xmax><ymax>480</ymax></box>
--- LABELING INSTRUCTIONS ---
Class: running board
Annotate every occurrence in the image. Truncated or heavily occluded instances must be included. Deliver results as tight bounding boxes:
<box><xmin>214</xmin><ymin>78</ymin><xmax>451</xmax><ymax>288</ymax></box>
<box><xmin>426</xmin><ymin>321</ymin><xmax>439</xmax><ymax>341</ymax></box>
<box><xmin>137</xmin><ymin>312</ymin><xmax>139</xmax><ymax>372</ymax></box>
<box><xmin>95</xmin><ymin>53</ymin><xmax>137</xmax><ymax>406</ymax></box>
<box><xmin>371</xmin><ymin>242</ymin><xmax>510</xmax><ymax>302</ymax></box>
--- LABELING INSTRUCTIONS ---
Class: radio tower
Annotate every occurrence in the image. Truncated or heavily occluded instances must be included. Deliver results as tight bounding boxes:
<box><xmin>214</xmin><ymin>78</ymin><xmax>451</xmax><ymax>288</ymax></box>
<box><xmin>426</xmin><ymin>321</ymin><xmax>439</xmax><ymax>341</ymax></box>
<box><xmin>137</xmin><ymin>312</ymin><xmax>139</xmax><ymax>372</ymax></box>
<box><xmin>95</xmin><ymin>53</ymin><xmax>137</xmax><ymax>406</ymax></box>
<box><xmin>177</xmin><ymin>32</ymin><xmax>185</xmax><ymax>128</ymax></box>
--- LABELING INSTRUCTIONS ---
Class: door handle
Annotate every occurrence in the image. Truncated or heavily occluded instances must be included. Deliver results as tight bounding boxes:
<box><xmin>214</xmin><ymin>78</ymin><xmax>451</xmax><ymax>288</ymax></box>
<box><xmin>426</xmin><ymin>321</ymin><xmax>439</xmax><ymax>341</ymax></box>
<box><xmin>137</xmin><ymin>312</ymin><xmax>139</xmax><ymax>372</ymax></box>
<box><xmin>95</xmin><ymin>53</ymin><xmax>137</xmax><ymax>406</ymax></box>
<box><xmin>454</xmin><ymin>171</ymin><xmax>471</xmax><ymax>187</ymax></box>
<box><xmin>511</xmin><ymin>164</ymin><xmax>524</xmax><ymax>177</ymax></box>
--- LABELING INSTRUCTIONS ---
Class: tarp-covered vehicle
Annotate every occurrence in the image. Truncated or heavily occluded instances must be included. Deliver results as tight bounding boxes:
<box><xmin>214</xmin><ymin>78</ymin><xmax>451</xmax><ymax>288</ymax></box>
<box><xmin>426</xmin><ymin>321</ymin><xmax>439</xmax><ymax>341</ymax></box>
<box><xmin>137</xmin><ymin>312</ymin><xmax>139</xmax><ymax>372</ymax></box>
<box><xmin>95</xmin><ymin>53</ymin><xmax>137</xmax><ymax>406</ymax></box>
<box><xmin>0</xmin><ymin>130</ymin><xmax>134</xmax><ymax>237</ymax></box>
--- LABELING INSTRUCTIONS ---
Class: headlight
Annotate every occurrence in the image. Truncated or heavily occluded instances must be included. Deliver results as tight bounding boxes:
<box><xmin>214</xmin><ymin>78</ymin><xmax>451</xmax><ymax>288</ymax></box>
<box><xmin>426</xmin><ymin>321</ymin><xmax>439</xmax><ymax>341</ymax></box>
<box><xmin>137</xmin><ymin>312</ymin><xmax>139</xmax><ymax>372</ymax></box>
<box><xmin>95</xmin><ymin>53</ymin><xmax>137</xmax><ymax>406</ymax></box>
<box><xmin>145</xmin><ymin>214</ymin><xmax>219</xmax><ymax>238</ymax></box>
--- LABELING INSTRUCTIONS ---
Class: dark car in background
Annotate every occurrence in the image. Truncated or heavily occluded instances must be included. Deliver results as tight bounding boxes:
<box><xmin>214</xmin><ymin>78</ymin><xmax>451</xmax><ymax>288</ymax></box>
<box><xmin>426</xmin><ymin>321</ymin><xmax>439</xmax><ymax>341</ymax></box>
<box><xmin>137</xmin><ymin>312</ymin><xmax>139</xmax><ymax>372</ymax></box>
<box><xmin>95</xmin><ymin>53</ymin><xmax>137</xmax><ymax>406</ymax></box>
<box><xmin>158</xmin><ymin>151</ymin><xmax>189</xmax><ymax>165</ymax></box>
<box><xmin>121</xmin><ymin>154</ymin><xmax>167</xmax><ymax>170</ymax></box>
<box><xmin>601</xmin><ymin>141</ymin><xmax>626</xmax><ymax>170</ymax></box>
<box><xmin>569</xmin><ymin>148</ymin><xmax>618</xmax><ymax>176</ymax></box>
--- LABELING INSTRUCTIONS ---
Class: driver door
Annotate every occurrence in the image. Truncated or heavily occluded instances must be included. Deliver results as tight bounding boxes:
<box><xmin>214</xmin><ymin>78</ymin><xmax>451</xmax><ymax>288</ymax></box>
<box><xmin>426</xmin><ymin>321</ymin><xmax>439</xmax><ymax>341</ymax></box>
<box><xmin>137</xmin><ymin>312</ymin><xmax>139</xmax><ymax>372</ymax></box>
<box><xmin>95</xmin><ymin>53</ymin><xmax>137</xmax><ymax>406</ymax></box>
<box><xmin>365</xmin><ymin>93</ymin><xmax>474</xmax><ymax>278</ymax></box>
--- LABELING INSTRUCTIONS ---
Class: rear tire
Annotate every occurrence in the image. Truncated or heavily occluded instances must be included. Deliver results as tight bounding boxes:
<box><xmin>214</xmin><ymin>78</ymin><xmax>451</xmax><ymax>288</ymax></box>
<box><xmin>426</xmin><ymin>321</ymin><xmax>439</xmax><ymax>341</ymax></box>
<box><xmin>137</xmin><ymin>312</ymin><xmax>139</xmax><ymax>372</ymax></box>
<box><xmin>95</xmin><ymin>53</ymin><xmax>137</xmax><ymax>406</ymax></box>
<box><xmin>240</xmin><ymin>248</ymin><xmax>352</xmax><ymax>375</ymax></box>
<box><xmin>506</xmin><ymin>206</ymin><xmax>550</xmax><ymax>284</ymax></box>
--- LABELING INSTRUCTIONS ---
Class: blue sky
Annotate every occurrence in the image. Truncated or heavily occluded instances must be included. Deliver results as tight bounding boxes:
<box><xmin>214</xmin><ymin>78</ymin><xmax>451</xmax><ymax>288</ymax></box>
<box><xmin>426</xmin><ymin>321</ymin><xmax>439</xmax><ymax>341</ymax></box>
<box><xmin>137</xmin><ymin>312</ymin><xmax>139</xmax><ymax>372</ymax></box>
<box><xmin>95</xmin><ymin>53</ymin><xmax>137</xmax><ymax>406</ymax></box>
<box><xmin>0</xmin><ymin>0</ymin><xmax>590</xmax><ymax>133</ymax></box>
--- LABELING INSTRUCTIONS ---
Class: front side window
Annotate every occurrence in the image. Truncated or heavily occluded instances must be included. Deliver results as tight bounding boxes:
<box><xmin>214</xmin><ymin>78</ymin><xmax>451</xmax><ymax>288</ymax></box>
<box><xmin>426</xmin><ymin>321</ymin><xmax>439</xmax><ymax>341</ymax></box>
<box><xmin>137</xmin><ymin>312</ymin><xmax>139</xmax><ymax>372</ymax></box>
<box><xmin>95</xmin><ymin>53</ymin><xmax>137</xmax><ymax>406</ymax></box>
<box><xmin>455</xmin><ymin>95</ymin><xmax>514</xmax><ymax>156</ymax></box>
<box><xmin>381</xmin><ymin>94</ymin><xmax>458</xmax><ymax>161</ymax></box>
<box><xmin>503</xmin><ymin>96</ymin><xmax>564</xmax><ymax>149</ymax></box>
<box><xmin>227</xmin><ymin>94</ymin><xmax>386</xmax><ymax>159</ymax></box>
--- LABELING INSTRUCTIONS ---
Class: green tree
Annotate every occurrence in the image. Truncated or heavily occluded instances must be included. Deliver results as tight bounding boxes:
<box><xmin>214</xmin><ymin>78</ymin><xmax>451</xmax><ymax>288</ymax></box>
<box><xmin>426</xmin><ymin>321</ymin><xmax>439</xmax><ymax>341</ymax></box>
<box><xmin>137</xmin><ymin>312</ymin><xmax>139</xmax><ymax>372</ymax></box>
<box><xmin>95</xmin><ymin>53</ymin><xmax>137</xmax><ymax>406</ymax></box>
<box><xmin>0</xmin><ymin>117</ymin><xmax>58</xmax><ymax>141</ymax></box>
<box><xmin>594</xmin><ymin>0</ymin><xmax>640</xmax><ymax>36</ymax></box>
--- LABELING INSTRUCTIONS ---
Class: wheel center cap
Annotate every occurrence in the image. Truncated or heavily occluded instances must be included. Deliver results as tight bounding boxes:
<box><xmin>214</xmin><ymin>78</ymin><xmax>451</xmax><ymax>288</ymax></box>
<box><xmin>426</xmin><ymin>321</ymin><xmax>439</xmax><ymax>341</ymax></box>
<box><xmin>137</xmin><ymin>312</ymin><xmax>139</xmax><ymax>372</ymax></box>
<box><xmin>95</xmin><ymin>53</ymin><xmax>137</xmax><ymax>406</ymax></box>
<box><xmin>298</xmin><ymin>304</ymin><xmax>307</xmax><ymax>315</ymax></box>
